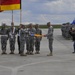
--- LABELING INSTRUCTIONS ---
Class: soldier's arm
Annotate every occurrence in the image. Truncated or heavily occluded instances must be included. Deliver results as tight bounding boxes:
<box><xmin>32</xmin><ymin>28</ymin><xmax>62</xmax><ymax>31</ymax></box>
<box><xmin>0</xmin><ymin>29</ymin><xmax>1</xmax><ymax>34</ymax></box>
<box><xmin>47</xmin><ymin>26</ymin><xmax>54</xmax><ymax>36</ymax></box>
<box><xmin>40</xmin><ymin>29</ymin><xmax>42</xmax><ymax>40</ymax></box>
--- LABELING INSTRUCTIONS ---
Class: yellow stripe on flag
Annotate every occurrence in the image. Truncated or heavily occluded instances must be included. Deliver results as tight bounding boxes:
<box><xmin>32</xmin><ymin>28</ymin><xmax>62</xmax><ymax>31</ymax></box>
<box><xmin>35</xmin><ymin>34</ymin><xmax>44</xmax><ymax>37</ymax></box>
<box><xmin>1</xmin><ymin>4</ymin><xmax>20</xmax><ymax>10</ymax></box>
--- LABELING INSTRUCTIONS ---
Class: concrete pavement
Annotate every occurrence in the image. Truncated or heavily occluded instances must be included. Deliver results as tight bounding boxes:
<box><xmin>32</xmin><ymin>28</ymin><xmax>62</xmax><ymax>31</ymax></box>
<box><xmin>0</xmin><ymin>29</ymin><xmax>75</xmax><ymax>75</ymax></box>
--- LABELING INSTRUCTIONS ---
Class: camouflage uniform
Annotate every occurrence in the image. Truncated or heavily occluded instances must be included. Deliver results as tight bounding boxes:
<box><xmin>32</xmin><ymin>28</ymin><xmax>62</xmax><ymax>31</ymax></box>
<box><xmin>35</xmin><ymin>24</ymin><xmax>42</xmax><ymax>54</ymax></box>
<box><xmin>27</xmin><ymin>24</ymin><xmax>35</xmax><ymax>54</ymax></box>
<box><xmin>17</xmin><ymin>27</ymin><xmax>21</xmax><ymax>54</ymax></box>
<box><xmin>0</xmin><ymin>24</ymin><xmax>8</xmax><ymax>54</ymax></box>
<box><xmin>65</xmin><ymin>23</ymin><xmax>71</xmax><ymax>39</ymax></box>
<box><xmin>45</xmin><ymin>22</ymin><xmax>54</xmax><ymax>56</ymax></box>
<box><xmin>61</xmin><ymin>23</ymin><xmax>71</xmax><ymax>39</ymax></box>
<box><xmin>8</xmin><ymin>23</ymin><xmax>17</xmax><ymax>54</ymax></box>
<box><xmin>25</xmin><ymin>28</ymin><xmax>30</xmax><ymax>54</ymax></box>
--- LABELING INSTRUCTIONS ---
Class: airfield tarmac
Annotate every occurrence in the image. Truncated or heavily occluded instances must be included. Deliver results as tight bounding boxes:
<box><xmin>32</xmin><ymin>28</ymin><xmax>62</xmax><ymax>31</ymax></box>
<box><xmin>0</xmin><ymin>29</ymin><xmax>75</xmax><ymax>75</ymax></box>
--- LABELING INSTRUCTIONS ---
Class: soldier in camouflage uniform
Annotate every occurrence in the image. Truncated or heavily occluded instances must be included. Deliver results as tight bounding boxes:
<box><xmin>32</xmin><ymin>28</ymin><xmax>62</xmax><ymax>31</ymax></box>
<box><xmin>0</xmin><ymin>23</ymin><xmax>8</xmax><ymax>54</ymax></box>
<box><xmin>65</xmin><ymin>23</ymin><xmax>71</xmax><ymax>39</ymax></box>
<box><xmin>61</xmin><ymin>23</ymin><xmax>66</xmax><ymax>37</ymax></box>
<box><xmin>61</xmin><ymin>23</ymin><xmax>71</xmax><ymax>39</ymax></box>
<box><xmin>25</xmin><ymin>27</ymin><xmax>30</xmax><ymax>55</ymax></box>
<box><xmin>69</xmin><ymin>26</ymin><xmax>75</xmax><ymax>53</ymax></box>
<box><xmin>17</xmin><ymin>24</ymin><xmax>22</xmax><ymax>54</ymax></box>
<box><xmin>44</xmin><ymin>22</ymin><xmax>54</xmax><ymax>56</ymax></box>
<box><xmin>8</xmin><ymin>22</ymin><xmax>17</xmax><ymax>54</ymax></box>
<box><xmin>26</xmin><ymin>24</ymin><xmax>35</xmax><ymax>55</ymax></box>
<box><xmin>19</xmin><ymin>25</ymin><xmax>27</xmax><ymax>56</ymax></box>
<box><xmin>34</xmin><ymin>24</ymin><xmax>42</xmax><ymax>54</ymax></box>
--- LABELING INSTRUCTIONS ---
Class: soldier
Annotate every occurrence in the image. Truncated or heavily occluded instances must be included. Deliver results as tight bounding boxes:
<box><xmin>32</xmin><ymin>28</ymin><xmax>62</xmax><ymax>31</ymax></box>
<box><xmin>8</xmin><ymin>22</ymin><xmax>17</xmax><ymax>54</ymax></box>
<box><xmin>26</xmin><ymin>23</ymin><xmax>35</xmax><ymax>55</ymax></box>
<box><xmin>61</xmin><ymin>23</ymin><xmax>66</xmax><ymax>37</ymax></box>
<box><xmin>19</xmin><ymin>25</ymin><xmax>27</xmax><ymax>56</ymax></box>
<box><xmin>44</xmin><ymin>22</ymin><xmax>54</xmax><ymax>56</ymax></box>
<box><xmin>34</xmin><ymin>24</ymin><xmax>42</xmax><ymax>54</ymax></box>
<box><xmin>0</xmin><ymin>23</ymin><xmax>8</xmax><ymax>54</ymax></box>
<box><xmin>65</xmin><ymin>23</ymin><xmax>71</xmax><ymax>39</ymax></box>
<box><xmin>69</xmin><ymin>26</ymin><xmax>75</xmax><ymax>53</ymax></box>
<box><xmin>17</xmin><ymin>24</ymin><xmax>22</xmax><ymax>54</ymax></box>
<box><xmin>25</xmin><ymin>26</ymin><xmax>30</xmax><ymax>55</ymax></box>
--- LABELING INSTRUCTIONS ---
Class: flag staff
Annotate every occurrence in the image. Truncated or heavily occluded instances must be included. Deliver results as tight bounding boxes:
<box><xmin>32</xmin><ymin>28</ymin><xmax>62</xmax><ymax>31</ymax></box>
<box><xmin>20</xmin><ymin>9</ymin><xmax>22</xmax><ymax>24</ymax></box>
<box><xmin>20</xmin><ymin>0</ymin><xmax>22</xmax><ymax>24</ymax></box>
<box><xmin>12</xmin><ymin>10</ymin><xmax>14</xmax><ymax>23</ymax></box>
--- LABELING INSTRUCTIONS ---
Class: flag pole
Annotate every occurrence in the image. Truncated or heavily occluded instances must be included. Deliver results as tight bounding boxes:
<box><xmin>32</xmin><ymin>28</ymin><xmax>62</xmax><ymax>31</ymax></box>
<box><xmin>20</xmin><ymin>0</ymin><xmax>22</xmax><ymax>24</ymax></box>
<box><xmin>20</xmin><ymin>9</ymin><xmax>22</xmax><ymax>24</ymax></box>
<box><xmin>12</xmin><ymin>10</ymin><xmax>14</xmax><ymax>23</ymax></box>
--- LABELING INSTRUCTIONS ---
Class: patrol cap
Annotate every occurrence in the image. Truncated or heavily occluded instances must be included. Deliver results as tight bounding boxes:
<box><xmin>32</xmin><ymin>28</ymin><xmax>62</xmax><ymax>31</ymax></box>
<box><xmin>47</xmin><ymin>22</ymin><xmax>50</xmax><ymax>25</ymax></box>
<box><xmin>35</xmin><ymin>24</ymin><xmax>39</xmax><ymax>27</ymax></box>
<box><xmin>2</xmin><ymin>23</ymin><xmax>6</xmax><ymax>26</ymax></box>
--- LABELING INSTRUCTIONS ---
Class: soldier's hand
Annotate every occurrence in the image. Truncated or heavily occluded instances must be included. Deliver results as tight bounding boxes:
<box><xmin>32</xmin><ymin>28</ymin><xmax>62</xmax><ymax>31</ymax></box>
<box><xmin>43</xmin><ymin>35</ymin><xmax>47</xmax><ymax>37</ymax></box>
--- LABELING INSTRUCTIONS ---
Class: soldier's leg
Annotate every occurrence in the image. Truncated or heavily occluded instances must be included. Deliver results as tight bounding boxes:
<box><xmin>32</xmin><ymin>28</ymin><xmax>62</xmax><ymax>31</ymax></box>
<box><xmin>1</xmin><ymin>37</ymin><xmax>4</xmax><ymax>50</ymax></box>
<box><xmin>37</xmin><ymin>41</ymin><xmax>40</xmax><ymax>54</ymax></box>
<box><xmin>49</xmin><ymin>39</ymin><xmax>53</xmax><ymax>53</ymax></box>
<box><xmin>29</xmin><ymin>39</ymin><xmax>34</xmax><ymax>55</ymax></box>
<box><xmin>17</xmin><ymin>36</ymin><xmax>20</xmax><ymax>54</ymax></box>
<box><xmin>37</xmin><ymin>41</ymin><xmax>40</xmax><ymax>51</ymax></box>
<box><xmin>9</xmin><ymin>39</ymin><xmax>15</xmax><ymax>54</ymax></box>
<box><xmin>20</xmin><ymin>41</ymin><xmax>27</xmax><ymax>56</ymax></box>
<box><xmin>35</xmin><ymin>41</ymin><xmax>37</xmax><ymax>51</ymax></box>
<box><xmin>26</xmin><ymin>41</ymin><xmax>30</xmax><ymax>54</ymax></box>
<box><xmin>3</xmin><ymin>39</ymin><xmax>7</xmax><ymax>53</ymax></box>
<box><xmin>35</xmin><ymin>41</ymin><xmax>40</xmax><ymax>54</ymax></box>
<box><xmin>20</xmin><ymin>41</ymin><xmax>24</xmax><ymax>54</ymax></box>
<box><xmin>1</xmin><ymin>37</ymin><xmax>7</xmax><ymax>54</ymax></box>
<box><xmin>47</xmin><ymin>39</ymin><xmax>53</xmax><ymax>56</ymax></box>
<box><xmin>73</xmin><ymin>41</ymin><xmax>75</xmax><ymax>53</ymax></box>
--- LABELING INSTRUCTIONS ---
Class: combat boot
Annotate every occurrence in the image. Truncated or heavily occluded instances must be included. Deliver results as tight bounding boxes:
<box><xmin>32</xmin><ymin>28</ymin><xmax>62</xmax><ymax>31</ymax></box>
<box><xmin>26</xmin><ymin>51</ymin><xmax>30</xmax><ymax>55</ymax></box>
<box><xmin>29</xmin><ymin>51</ymin><xmax>34</xmax><ymax>55</ymax></box>
<box><xmin>1</xmin><ymin>50</ymin><xmax>7</xmax><ymax>55</ymax></box>
<box><xmin>20</xmin><ymin>53</ymin><xmax>27</xmax><ymax>56</ymax></box>
<box><xmin>10</xmin><ymin>50</ymin><xmax>14</xmax><ymax>54</ymax></box>
<box><xmin>35</xmin><ymin>51</ymin><xmax>40</xmax><ymax>54</ymax></box>
<box><xmin>47</xmin><ymin>53</ymin><xmax>53</xmax><ymax>56</ymax></box>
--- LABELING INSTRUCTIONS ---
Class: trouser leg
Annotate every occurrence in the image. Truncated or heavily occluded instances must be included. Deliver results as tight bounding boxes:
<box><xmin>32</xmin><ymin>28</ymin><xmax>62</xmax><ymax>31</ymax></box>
<box><xmin>49</xmin><ymin>39</ymin><xmax>53</xmax><ymax>53</ymax></box>
<box><xmin>73</xmin><ymin>41</ymin><xmax>75</xmax><ymax>52</ymax></box>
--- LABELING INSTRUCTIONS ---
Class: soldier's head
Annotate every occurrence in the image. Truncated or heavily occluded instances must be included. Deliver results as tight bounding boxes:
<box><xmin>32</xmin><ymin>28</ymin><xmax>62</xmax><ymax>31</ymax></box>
<box><xmin>29</xmin><ymin>23</ymin><xmax>33</xmax><ymax>29</ymax></box>
<box><xmin>11</xmin><ymin>22</ymin><xmax>14</xmax><ymax>27</ymax></box>
<box><xmin>21</xmin><ymin>24</ymin><xmax>25</xmax><ymax>29</ymax></box>
<box><xmin>47</xmin><ymin>22</ymin><xmax>51</xmax><ymax>27</ymax></box>
<box><xmin>2</xmin><ymin>23</ymin><xmax>6</xmax><ymax>29</ymax></box>
<box><xmin>35</xmin><ymin>24</ymin><xmax>39</xmax><ymax>29</ymax></box>
<box><xmin>19</xmin><ymin>24</ymin><xmax>22</xmax><ymax>29</ymax></box>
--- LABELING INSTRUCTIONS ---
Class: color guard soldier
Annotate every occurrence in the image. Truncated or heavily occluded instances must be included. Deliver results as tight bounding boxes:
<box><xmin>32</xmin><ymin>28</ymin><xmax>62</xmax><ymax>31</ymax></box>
<box><xmin>0</xmin><ymin>23</ymin><xmax>8</xmax><ymax>54</ymax></box>
<box><xmin>19</xmin><ymin>25</ymin><xmax>27</xmax><ymax>56</ymax></box>
<box><xmin>27</xmin><ymin>24</ymin><xmax>35</xmax><ymax>55</ymax></box>
<box><xmin>8</xmin><ymin>22</ymin><xmax>17</xmax><ymax>54</ymax></box>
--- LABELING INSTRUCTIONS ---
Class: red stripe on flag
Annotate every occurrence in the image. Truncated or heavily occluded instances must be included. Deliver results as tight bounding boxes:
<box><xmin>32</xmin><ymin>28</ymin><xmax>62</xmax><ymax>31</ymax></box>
<box><xmin>1</xmin><ymin>0</ymin><xmax>20</xmax><ymax>5</ymax></box>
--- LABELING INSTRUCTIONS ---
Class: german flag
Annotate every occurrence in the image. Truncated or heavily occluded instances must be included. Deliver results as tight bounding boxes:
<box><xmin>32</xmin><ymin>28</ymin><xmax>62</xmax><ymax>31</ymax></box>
<box><xmin>30</xmin><ymin>34</ymin><xmax>44</xmax><ymax>37</ymax></box>
<box><xmin>0</xmin><ymin>0</ymin><xmax>21</xmax><ymax>11</ymax></box>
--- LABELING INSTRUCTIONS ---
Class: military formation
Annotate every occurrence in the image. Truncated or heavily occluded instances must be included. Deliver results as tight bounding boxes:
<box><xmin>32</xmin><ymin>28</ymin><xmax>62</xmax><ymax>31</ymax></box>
<box><xmin>0</xmin><ymin>22</ymin><xmax>44</xmax><ymax>56</ymax></box>
<box><xmin>61</xmin><ymin>22</ymin><xmax>71</xmax><ymax>39</ymax></box>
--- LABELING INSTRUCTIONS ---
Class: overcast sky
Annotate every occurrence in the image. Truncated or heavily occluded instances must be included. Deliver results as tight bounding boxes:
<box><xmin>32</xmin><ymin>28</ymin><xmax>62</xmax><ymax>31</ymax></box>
<box><xmin>0</xmin><ymin>0</ymin><xmax>75</xmax><ymax>25</ymax></box>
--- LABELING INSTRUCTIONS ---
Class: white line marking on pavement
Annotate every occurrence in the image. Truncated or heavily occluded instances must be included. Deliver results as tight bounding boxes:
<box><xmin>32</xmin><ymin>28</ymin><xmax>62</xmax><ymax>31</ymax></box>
<box><xmin>0</xmin><ymin>65</ymin><xmax>12</xmax><ymax>69</ymax></box>
<box><xmin>11</xmin><ymin>60</ymin><xmax>52</xmax><ymax>75</ymax></box>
